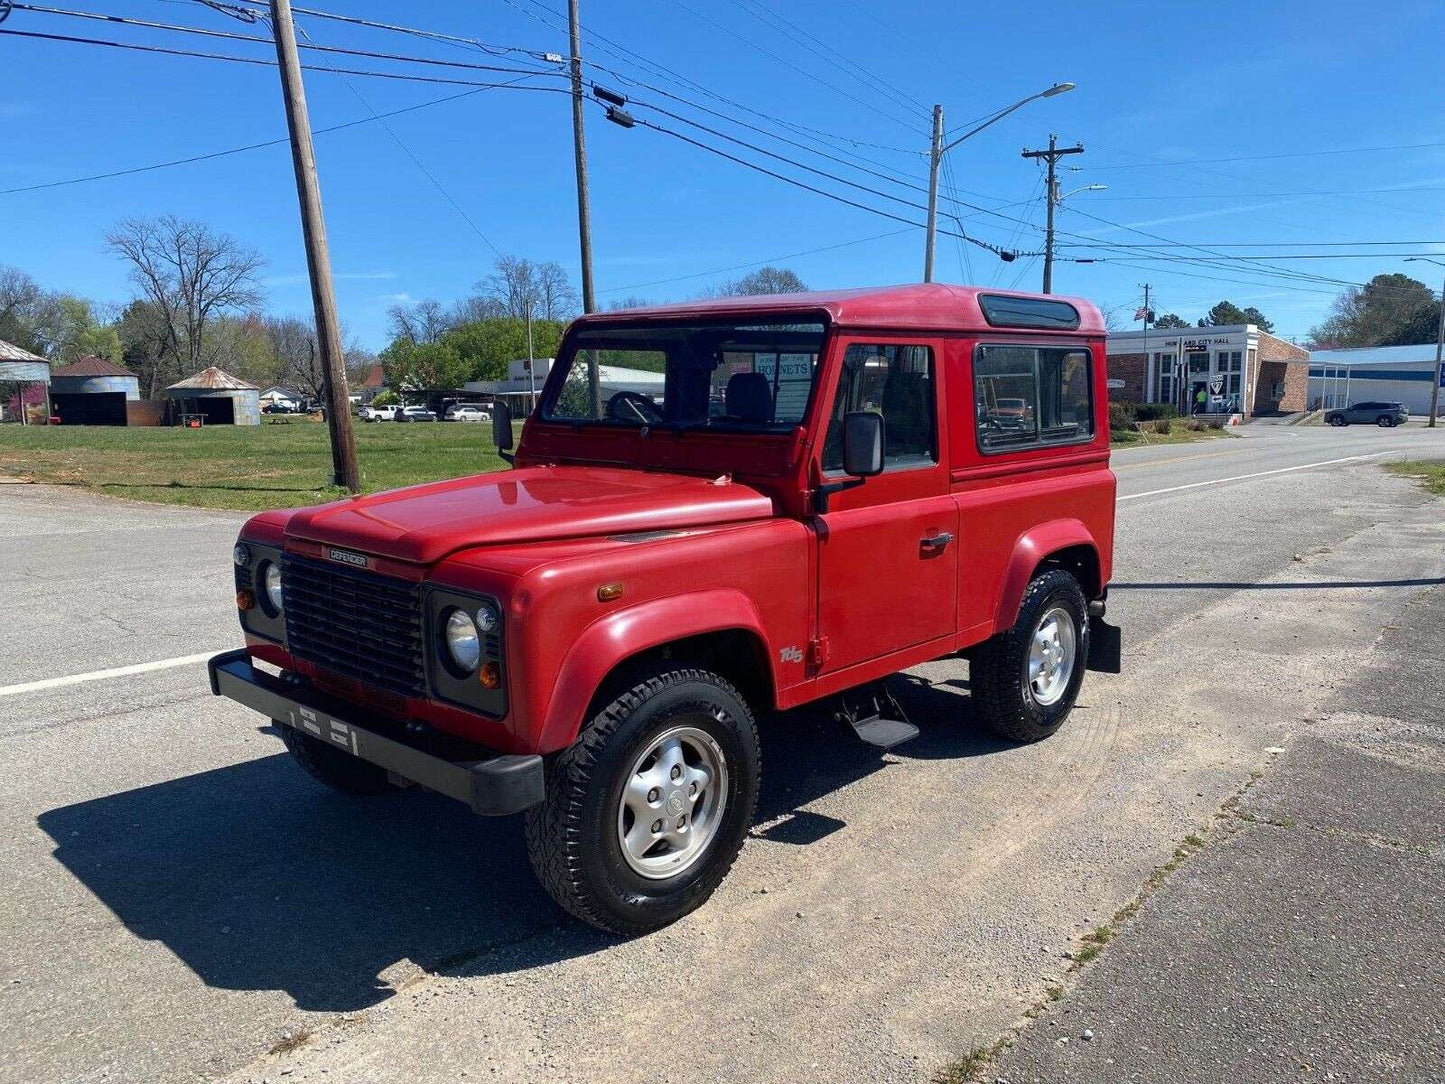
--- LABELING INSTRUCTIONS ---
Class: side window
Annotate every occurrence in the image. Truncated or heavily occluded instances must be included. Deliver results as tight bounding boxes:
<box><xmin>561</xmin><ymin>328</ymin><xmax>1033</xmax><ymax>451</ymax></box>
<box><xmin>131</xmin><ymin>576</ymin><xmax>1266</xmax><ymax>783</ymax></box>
<box><xmin>822</xmin><ymin>343</ymin><xmax>935</xmax><ymax>471</ymax></box>
<box><xmin>975</xmin><ymin>345</ymin><xmax>1093</xmax><ymax>452</ymax></box>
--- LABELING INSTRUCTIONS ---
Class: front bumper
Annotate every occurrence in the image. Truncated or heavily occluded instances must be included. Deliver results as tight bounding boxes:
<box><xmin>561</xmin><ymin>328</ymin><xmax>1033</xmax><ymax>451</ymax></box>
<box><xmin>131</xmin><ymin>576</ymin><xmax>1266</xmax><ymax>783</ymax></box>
<box><xmin>208</xmin><ymin>650</ymin><xmax>544</xmax><ymax>815</ymax></box>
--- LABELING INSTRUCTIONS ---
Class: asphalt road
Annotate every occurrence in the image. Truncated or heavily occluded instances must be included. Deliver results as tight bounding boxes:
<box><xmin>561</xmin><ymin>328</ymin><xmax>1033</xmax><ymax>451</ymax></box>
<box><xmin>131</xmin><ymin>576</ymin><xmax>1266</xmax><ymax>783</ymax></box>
<box><xmin>1</xmin><ymin>421</ymin><xmax>1443</xmax><ymax>1084</ymax></box>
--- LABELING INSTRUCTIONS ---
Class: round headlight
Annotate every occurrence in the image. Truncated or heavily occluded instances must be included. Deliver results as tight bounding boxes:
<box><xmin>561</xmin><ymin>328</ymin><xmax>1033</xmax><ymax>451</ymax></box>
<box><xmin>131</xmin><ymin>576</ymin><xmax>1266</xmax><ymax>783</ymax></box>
<box><xmin>262</xmin><ymin>562</ymin><xmax>284</xmax><ymax>614</ymax></box>
<box><xmin>476</xmin><ymin>603</ymin><xmax>499</xmax><ymax>634</ymax></box>
<box><xmin>444</xmin><ymin>608</ymin><xmax>481</xmax><ymax>672</ymax></box>
<box><xmin>233</xmin><ymin>543</ymin><xmax>250</xmax><ymax>567</ymax></box>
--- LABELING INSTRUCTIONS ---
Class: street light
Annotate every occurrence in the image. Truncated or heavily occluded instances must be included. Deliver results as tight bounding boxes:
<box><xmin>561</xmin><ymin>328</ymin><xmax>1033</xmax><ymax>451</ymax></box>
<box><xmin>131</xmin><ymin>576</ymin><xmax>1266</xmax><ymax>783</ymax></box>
<box><xmin>1057</xmin><ymin>183</ymin><xmax>1107</xmax><ymax>202</ymax></box>
<box><xmin>924</xmin><ymin>82</ymin><xmax>1076</xmax><ymax>282</ymax></box>
<box><xmin>1404</xmin><ymin>256</ymin><xmax>1445</xmax><ymax>427</ymax></box>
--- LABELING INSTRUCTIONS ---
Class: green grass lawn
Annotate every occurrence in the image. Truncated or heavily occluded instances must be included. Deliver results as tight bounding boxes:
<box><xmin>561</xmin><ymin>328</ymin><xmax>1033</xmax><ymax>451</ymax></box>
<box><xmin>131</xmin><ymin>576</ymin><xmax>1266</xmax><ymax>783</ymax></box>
<box><xmin>0</xmin><ymin>419</ymin><xmax>509</xmax><ymax>511</ymax></box>
<box><xmin>1386</xmin><ymin>459</ymin><xmax>1445</xmax><ymax>496</ymax></box>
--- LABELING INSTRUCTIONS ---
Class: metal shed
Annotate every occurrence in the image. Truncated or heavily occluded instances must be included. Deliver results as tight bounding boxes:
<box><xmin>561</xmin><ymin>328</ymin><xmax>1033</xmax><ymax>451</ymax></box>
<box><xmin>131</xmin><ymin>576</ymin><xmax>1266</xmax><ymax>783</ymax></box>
<box><xmin>164</xmin><ymin>366</ymin><xmax>261</xmax><ymax>425</ymax></box>
<box><xmin>50</xmin><ymin>355</ymin><xmax>141</xmax><ymax>426</ymax></box>
<box><xmin>0</xmin><ymin>339</ymin><xmax>51</xmax><ymax>424</ymax></box>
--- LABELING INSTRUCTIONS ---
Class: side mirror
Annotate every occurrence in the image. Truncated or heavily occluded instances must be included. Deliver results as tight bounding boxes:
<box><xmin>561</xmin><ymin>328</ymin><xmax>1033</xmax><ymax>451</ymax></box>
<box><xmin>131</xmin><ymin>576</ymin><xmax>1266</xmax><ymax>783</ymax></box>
<box><xmin>842</xmin><ymin>410</ymin><xmax>884</xmax><ymax>477</ymax></box>
<box><xmin>816</xmin><ymin>411</ymin><xmax>885</xmax><ymax>513</ymax></box>
<box><xmin>491</xmin><ymin>401</ymin><xmax>514</xmax><ymax>464</ymax></box>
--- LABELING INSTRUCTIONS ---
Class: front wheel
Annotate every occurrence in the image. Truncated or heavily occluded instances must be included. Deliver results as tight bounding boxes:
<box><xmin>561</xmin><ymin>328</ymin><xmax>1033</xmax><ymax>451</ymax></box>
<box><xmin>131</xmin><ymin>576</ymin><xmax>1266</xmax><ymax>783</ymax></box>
<box><xmin>524</xmin><ymin>664</ymin><xmax>760</xmax><ymax>935</ymax></box>
<box><xmin>280</xmin><ymin>725</ymin><xmax>393</xmax><ymax>795</ymax></box>
<box><xmin>1328</xmin><ymin>414</ymin><xmax>1346</xmax><ymax>427</ymax></box>
<box><xmin>970</xmin><ymin>569</ymin><xmax>1089</xmax><ymax>743</ymax></box>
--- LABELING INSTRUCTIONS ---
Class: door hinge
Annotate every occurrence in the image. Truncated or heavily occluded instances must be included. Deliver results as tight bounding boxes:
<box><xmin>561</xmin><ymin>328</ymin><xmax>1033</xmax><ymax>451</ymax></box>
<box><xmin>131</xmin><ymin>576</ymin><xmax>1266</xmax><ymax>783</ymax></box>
<box><xmin>808</xmin><ymin>636</ymin><xmax>830</xmax><ymax>667</ymax></box>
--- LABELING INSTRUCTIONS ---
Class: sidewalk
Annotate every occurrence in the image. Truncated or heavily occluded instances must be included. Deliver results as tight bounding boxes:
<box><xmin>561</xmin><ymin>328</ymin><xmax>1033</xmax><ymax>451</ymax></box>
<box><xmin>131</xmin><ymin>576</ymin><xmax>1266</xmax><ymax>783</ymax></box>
<box><xmin>990</xmin><ymin>584</ymin><xmax>1445</xmax><ymax>1084</ymax></box>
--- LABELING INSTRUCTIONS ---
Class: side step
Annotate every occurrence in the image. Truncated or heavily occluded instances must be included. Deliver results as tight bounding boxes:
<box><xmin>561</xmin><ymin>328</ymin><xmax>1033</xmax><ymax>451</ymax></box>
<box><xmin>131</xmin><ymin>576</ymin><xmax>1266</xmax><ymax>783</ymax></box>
<box><xmin>834</xmin><ymin>683</ymin><xmax>920</xmax><ymax>750</ymax></box>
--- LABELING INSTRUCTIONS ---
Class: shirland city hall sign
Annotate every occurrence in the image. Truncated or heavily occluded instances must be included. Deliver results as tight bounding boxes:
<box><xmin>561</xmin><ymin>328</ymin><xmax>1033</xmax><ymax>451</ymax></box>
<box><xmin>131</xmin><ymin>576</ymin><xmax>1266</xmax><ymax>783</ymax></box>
<box><xmin>1142</xmin><ymin>333</ymin><xmax>1239</xmax><ymax>351</ymax></box>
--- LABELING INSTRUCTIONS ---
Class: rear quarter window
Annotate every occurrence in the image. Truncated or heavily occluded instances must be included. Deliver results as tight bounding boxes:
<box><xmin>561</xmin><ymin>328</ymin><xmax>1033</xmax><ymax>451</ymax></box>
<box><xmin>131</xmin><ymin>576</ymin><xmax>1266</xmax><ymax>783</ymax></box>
<box><xmin>974</xmin><ymin>344</ymin><xmax>1093</xmax><ymax>453</ymax></box>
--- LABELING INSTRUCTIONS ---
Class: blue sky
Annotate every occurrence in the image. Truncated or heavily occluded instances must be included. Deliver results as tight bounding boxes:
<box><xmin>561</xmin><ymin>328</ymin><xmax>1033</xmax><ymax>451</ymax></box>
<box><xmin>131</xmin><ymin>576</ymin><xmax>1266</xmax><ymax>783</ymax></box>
<box><xmin>2</xmin><ymin>0</ymin><xmax>1443</xmax><ymax>349</ymax></box>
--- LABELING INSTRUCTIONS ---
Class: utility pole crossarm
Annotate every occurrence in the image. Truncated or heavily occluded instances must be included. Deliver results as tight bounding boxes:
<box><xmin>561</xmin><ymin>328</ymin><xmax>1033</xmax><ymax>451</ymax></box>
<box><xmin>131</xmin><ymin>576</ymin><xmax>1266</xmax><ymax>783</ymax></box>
<box><xmin>1021</xmin><ymin>134</ymin><xmax>1084</xmax><ymax>294</ymax></box>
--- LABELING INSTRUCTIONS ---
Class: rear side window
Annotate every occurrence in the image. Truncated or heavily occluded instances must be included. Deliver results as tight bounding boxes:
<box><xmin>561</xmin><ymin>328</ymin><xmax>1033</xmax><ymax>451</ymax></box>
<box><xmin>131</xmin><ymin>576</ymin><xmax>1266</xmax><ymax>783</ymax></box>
<box><xmin>975</xmin><ymin>345</ymin><xmax>1093</xmax><ymax>452</ymax></box>
<box><xmin>822</xmin><ymin>344</ymin><xmax>935</xmax><ymax>471</ymax></box>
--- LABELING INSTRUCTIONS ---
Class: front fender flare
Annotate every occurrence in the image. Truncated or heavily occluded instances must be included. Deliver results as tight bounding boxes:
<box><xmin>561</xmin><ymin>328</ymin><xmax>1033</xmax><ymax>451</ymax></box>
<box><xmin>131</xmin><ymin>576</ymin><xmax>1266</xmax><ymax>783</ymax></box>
<box><xmin>535</xmin><ymin>589</ymin><xmax>773</xmax><ymax>754</ymax></box>
<box><xmin>992</xmin><ymin>518</ymin><xmax>1099</xmax><ymax>634</ymax></box>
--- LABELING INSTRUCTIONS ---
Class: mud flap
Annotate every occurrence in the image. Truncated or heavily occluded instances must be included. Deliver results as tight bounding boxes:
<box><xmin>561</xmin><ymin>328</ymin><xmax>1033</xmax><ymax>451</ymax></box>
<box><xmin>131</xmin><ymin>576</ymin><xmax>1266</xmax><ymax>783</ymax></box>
<box><xmin>1087</xmin><ymin>616</ymin><xmax>1122</xmax><ymax>674</ymax></box>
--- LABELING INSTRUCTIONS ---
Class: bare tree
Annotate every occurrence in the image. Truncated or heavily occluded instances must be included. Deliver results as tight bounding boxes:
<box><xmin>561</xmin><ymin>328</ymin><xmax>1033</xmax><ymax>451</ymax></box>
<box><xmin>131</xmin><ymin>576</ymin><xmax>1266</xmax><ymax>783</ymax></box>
<box><xmin>534</xmin><ymin>260</ymin><xmax>579</xmax><ymax>320</ymax></box>
<box><xmin>265</xmin><ymin>315</ymin><xmax>324</xmax><ymax>400</ymax></box>
<box><xmin>705</xmin><ymin>265</ymin><xmax>807</xmax><ymax>298</ymax></box>
<box><xmin>104</xmin><ymin>215</ymin><xmax>265</xmax><ymax>394</ymax></box>
<box><xmin>471</xmin><ymin>255</ymin><xmax>579</xmax><ymax>321</ymax></box>
<box><xmin>386</xmin><ymin>298</ymin><xmax>452</xmax><ymax>344</ymax></box>
<box><xmin>450</xmin><ymin>294</ymin><xmax>507</xmax><ymax>324</ymax></box>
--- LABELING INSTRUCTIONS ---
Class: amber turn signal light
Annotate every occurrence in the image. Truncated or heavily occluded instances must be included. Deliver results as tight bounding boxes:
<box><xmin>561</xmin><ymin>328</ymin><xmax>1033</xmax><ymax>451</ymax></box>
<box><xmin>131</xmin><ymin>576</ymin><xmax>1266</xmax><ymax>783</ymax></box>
<box><xmin>236</xmin><ymin>589</ymin><xmax>255</xmax><ymax>611</ymax></box>
<box><xmin>597</xmin><ymin>581</ymin><xmax>624</xmax><ymax>602</ymax></box>
<box><xmin>478</xmin><ymin>662</ymin><xmax>501</xmax><ymax>689</ymax></box>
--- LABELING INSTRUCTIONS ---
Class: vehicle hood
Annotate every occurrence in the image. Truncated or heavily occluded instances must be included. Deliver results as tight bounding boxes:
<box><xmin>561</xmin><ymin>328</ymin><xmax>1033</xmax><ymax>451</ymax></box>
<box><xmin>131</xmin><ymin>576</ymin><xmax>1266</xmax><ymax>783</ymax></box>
<box><xmin>284</xmin><ymin>465</ymin><xmax>774</xmax><ymax>564</ymax></box>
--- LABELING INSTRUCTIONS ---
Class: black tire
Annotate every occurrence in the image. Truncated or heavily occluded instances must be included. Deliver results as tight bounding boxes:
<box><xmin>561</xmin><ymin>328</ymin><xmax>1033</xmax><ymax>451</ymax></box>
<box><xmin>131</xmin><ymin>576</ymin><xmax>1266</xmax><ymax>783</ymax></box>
<box><xmin>279</xmin><ymin>724</ymin><xmax>393</xmax><ymax>795</ymax></box>
<box><xmin>523</xmin><ymin>664</ymin><xmax>760</xmax><ymax>935</ymax></box>
<box><xmin>1328</xmin><ymin>414</ymin><xmax>1346</xmax><ymax>427</ymax></box>
<box><xmin>970</xmin><ymin>569</ymin><xmax>1089</xmax><ymax>743</ymax></box>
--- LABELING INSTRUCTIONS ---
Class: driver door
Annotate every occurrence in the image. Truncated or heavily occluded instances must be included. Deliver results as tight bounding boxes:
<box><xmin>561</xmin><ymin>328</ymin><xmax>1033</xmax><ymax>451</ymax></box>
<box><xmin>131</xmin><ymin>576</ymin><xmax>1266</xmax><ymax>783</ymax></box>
<box><xmin>814</xmin><ymin>339</ymin><xmax>957</xmax><ymax>674</ymax></box>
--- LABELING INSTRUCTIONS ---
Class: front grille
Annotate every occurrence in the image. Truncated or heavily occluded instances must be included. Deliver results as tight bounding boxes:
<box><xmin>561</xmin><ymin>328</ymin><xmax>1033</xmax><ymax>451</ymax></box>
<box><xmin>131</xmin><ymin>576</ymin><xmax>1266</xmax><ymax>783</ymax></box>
<box><xmin>282</xmin><ymin>554</ymin><xmax>426</xmax><ymax>698</ymax></box>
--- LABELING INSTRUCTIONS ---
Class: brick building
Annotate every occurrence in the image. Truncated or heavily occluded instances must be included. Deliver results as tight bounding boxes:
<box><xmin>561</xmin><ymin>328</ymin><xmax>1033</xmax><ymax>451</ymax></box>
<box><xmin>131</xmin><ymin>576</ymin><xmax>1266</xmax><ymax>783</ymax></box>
<box><xmin>1107</xmin><ymin>325</ymin><xmax>1309</xmax><ymax>415</ymax></box>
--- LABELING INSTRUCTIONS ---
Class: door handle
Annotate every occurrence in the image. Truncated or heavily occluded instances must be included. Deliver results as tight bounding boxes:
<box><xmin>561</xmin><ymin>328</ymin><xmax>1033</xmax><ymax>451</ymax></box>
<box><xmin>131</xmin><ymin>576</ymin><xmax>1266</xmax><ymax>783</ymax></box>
<box><xmin>920</xmin><ymin>531</ymin><xmax>954</xmax><ymax>552</ymax></box>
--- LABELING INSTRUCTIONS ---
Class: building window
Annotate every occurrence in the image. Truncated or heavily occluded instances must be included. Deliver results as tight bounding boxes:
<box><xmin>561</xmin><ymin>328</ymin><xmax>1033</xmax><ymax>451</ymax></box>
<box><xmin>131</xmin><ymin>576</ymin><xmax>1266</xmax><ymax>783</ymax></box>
<box><xmin>1155</xmin><ymin>352</ymin><xmax>1175</xmax><ymax>404</ymax></box>
<box><xmin>1187</xmin><ymin>351</ymin><xmax>1208</xmax><ymax>375</ymax></box>
<box><xmin>975</xmin><ymin>344</ymin><xmax>1093</xmax><ymax>453</ymax></box>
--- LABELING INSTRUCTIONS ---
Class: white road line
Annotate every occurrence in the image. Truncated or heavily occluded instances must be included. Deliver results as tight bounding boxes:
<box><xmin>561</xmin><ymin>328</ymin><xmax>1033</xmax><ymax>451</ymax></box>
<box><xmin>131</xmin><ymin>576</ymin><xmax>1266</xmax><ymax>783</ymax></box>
<box><xmin>0</xmin><ymin>651</ymin><xmax>220</xmax><ymax>698</ymax></box>
<box><xmin>1118</xmin><ymin>452</ymin><xmax>1387</xmax><ymax>503</ymax></box>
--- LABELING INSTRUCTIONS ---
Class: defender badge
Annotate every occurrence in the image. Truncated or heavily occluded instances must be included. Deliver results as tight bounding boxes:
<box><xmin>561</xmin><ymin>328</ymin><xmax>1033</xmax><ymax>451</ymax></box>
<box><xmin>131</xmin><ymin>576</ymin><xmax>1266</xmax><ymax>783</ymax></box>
<box><xmin>328</xmin><ymin>547</ymin><xmax>369</xmax><ymax>568</ymax></box>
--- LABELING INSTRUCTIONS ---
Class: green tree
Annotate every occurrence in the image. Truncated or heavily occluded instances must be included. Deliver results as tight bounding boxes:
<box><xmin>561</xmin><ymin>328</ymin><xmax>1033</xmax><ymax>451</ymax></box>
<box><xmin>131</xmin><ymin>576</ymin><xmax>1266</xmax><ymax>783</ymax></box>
<box><xmin>380</xmin><ymin>339</ymin><xmax>470</xmax><ymax>390</ymax></box>
<box><xmin>442</xmin><ymin>317</ymin><xmax>565</xmax><ymax>382</ymax></box>
<box><xmin>1198</xmin><ymin>300</ymin><xmax>1272</xmax><ymax>332</ymax></box>
<box><xmin>1152</xmin><ymin>312</ymin><xmax>1189</xmax><ymax>329</ymax></box>
<box><xmin>1311</xmin><ymin>273</ymin><xmax>1438</xmax><ymax>348</ymax></box>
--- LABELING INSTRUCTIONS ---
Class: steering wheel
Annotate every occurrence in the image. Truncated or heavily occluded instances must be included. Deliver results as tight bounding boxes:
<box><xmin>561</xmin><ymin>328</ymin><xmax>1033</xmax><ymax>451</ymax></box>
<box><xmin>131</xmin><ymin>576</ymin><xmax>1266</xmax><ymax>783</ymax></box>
<box><xmin>607</xmin><ymin>390</ymin><xmax>663</xmax><ymax>425</ymax></box>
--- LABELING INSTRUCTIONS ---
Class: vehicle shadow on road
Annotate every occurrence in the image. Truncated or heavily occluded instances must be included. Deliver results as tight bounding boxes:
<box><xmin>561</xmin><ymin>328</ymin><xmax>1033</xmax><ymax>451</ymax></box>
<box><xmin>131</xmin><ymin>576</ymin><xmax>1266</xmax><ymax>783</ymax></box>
<box><xmin>1112</xmin><ymin>577</ymin><xmax>1445</xmax><ymax>590</ymax></box>
<box><xmin>36</xmin><ymin>678</ymin><xmax>1010</xmax><ymax>1012</ymax></box>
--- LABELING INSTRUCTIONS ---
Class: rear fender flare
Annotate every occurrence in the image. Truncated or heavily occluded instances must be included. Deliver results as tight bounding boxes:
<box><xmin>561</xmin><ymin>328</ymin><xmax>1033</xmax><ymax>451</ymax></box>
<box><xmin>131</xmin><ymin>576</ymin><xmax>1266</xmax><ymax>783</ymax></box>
<box><xmin>992</xmin><ymin>519</ymin><xmax>1099</xmax><ymax>634</ymax></box>
<box><xmin>535</xmin><ymin>589</ymin><xmax>773</xmax><ymax>753</ymax></box>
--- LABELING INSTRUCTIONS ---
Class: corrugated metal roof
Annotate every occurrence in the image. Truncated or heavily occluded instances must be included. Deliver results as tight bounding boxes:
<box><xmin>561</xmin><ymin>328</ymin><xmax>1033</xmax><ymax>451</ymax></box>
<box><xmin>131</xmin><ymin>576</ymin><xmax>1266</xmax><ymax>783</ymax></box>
<box><xmin>0</xmin><ymin>338</ymin><xmax>48</xmax><ymax>363</ymax></box>
<box><xmin>51</xmin><ymin>355</ymin><xmax>136</xmax><ymax>378</ymax></box>
<box><xmin>1309</xmin><ymin>344</ymin><xmax>1441</xmax><ymax>367</ymax></box>
<box><xmin>166</xmin><ymin>366</ymin><xmax>258</xmax><ymax>391</ymax></box>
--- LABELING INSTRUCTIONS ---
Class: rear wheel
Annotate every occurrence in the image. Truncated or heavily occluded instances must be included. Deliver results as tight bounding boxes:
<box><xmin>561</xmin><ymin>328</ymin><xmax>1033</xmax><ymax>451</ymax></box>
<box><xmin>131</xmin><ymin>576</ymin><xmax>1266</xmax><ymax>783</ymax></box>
<box><xmin>279</xmin><ymin>725</ymin><xmax>393</xmax><ymax>795</ymax></box>
<box><xmin>1377</xmin><ymin>414</ymin><xmax>1395</xmax><ymax>427</ymax></box>
<box><xmin>970</xmin><ymin>569</ymin><xmax>1089</xmax><ymax>743</ymax></box>
<box><xmin>524</xmin><ymin>664</ymin><xmax>760</xmax><ymax>935</ymax></box>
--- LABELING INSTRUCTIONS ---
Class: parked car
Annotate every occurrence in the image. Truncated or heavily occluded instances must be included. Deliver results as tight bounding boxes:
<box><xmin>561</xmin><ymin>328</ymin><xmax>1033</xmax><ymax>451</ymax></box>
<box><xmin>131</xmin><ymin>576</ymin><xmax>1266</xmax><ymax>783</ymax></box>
<box><xmin>395</xmin><ymin>405</ymin><xmax>438</xmax><ymax>423</ymax></box>
<box><xmin>1324</xmin><ymin>401</ymin><xmax>1408</xmax><ymax>427</ymax></box>
<box><xmin>445</xmin><ymin>404</ymin><xmax>493</xmax><ymax>423</ymax></box>
<box><xmin>263</xmin><ymin>401</ymin><xmax>302</xmax><ymax>415</ymax></box>
<box><xmin>360</xmin><ymin>404</ymin><xmax>397</xmax><ymax>422</ymax></box>
<box><xmin>213</xmin><ymin>284</ymin><xmax>1120</xmax><ymax>935</ymax></box>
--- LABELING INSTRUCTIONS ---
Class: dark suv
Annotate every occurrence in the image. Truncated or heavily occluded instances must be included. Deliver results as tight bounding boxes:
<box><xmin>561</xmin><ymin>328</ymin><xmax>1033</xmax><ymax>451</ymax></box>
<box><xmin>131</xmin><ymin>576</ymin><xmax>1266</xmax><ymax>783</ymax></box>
<box><xmin>1325</xmin><ymin>401</ymin><xmax>1408</xmax><ymax>427</ymax></box>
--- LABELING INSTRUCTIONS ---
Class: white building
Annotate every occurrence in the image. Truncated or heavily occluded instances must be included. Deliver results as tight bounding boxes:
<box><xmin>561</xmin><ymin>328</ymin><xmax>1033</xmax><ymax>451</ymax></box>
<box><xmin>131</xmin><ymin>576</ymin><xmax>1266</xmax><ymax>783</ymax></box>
<box><xmin>1308</xmin><ymin>344</ymin><xmax>1444</xmax><ymax>416</ymax></box>
<box><xmin>1106</xmin><ymin>325</ymin><xmax>1310</xmax><ymax>416</ymax></box>
<box><xmin>464</xmin><ymin>357</ymin><xmax>666</xmax><ymax>414</ymax></box>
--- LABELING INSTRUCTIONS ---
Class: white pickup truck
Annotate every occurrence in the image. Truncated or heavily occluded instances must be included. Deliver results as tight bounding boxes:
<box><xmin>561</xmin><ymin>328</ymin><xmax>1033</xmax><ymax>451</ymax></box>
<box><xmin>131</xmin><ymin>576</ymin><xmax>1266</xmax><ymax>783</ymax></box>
<box><xmin>360</xmin><ymin>404</ymin><xmax>398</xmax><ymax>422</ymax></box>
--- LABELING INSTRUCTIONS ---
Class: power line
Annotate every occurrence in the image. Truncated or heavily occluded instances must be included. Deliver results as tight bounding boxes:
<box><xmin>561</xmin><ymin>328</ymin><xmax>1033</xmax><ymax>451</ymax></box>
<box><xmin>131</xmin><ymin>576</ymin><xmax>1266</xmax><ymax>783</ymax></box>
<box><xmin>627</xmin><ymin>112</ymin><xmax>1009</xmax><ymax>253</ymax></box>
<box><xmin>0</xmin><ymin>83</ymin><xmax>510</xmax><ymax>194</ymax></box>
<box><xmin>0</xmin><ymin>26</ymin><xmax>579</xmax><ymax>90</ymax></box>
<box><xmin>661</xmin><ymin>0</ymin><xmax>925</xmax><ymax>134</ymax></box>
<box><xmin>11</xmin><ymin>3</ymin><xmax>566</xmax><ymax>77</ymax></box>
<box><xmin>1089</xmin><ymin>140</ymin><xmax>1445</xmax><ymax>170</ymax></box>
<box><xmin>1058</xmin><ymin>239</ymin><xmax>1445</xmax><ymax>248</ymax></box>
<box><xmin>721</xmin><ymin>0</ymin><xmax>928</xmax><ymax>115</ymax></box>
<box><xmin>625</xmin><ymin>97</ymin><xmax>1017</xmax><ymax>255</ymax></box>
<box><xmin>598</xmin><ymin>227</ymin><xmax>914</xmax><ymax>294</ymax></box>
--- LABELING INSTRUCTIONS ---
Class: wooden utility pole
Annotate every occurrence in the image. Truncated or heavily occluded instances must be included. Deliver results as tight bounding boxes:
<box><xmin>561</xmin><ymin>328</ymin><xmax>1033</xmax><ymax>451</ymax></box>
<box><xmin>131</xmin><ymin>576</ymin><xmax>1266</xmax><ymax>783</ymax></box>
<box><xmin>1022</xmin><ymin>134</ymin><xmax>1083</xmax><ymax>294</ymax></box>
<box><xmin>269</xmin><ymin>0</ymin><xmax>360</xmax><ymax>492</ymax></box>
<box><xmin>923</xmin><ymin>104</ymin><xmax>943</xmax><ymax>283</ymax></box>
<box><xmin>567</xmin><ymin>0</ymin><xmax>602</xmax><ymax>415</ymax></box>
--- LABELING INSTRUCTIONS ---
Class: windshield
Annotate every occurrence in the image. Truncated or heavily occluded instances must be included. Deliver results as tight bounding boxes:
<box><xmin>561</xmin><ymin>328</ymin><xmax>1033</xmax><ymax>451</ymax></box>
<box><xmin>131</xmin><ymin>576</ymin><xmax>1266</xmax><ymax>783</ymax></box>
<box><xmin>540</xmin><ymin>320</ymin><xmax>826</xmax><ymax>433</ymax></box>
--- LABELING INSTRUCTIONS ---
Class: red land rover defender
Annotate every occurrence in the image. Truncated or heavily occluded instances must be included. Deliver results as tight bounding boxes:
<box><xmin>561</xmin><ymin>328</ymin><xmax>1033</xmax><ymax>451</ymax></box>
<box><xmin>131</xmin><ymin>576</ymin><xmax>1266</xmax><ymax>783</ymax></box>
<box><xmin>211</xmin><ymin>284</ymin><xmax>1120</xmax><ymax>934</ymax></box>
